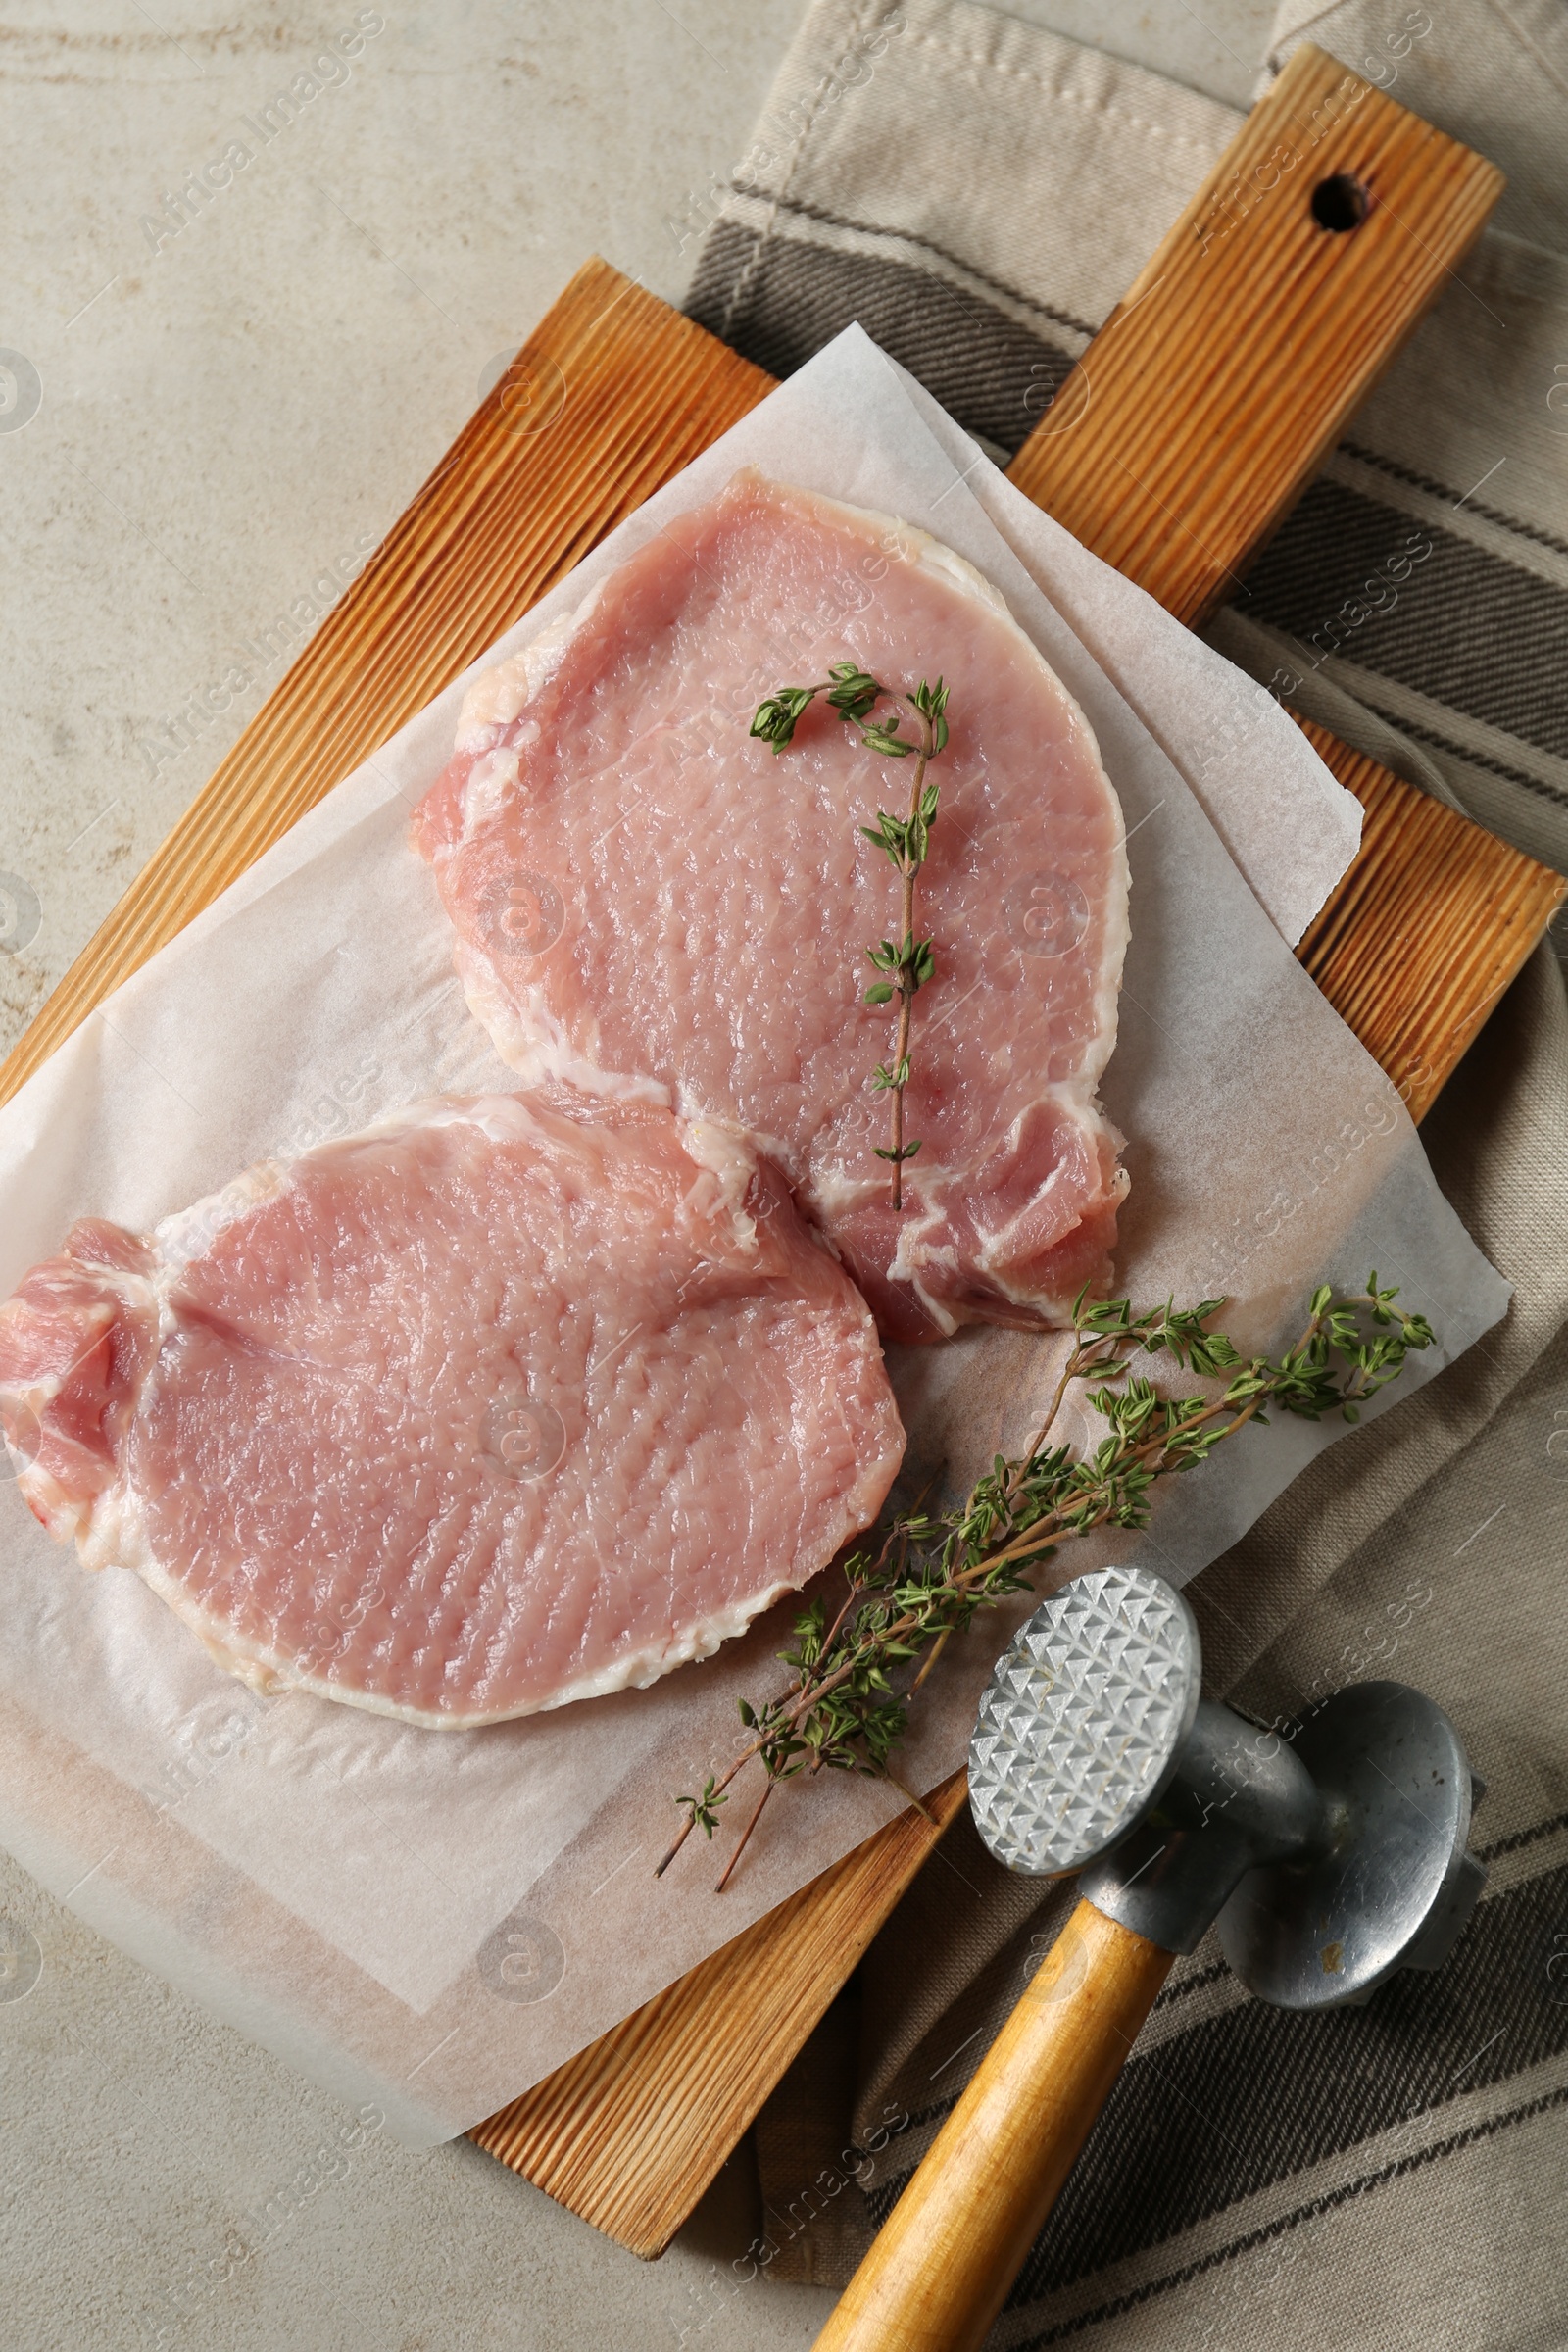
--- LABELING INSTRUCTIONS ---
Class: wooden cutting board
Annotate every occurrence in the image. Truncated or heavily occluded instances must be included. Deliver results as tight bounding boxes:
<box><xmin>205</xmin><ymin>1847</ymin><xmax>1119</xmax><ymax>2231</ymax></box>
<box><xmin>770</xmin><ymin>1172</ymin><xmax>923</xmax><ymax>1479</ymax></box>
<box><xmin>469</xmin><ymin>54</ymin><xmax>1564</xmax><ymax>2256</ymax></box>
<box><xmin>6</xmin><ymin>41</ymin><xmax>1561</xmax><ymax>2259</ymax></box>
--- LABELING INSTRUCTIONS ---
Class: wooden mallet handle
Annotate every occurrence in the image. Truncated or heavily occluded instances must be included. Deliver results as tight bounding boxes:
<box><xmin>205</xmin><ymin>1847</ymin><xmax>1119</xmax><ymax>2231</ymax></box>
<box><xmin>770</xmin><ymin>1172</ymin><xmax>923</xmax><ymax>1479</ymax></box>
<box><xmin>812</xmin><ymin>1897</ymin><xmax>1172</xmax><ymax>2352</ymax></box>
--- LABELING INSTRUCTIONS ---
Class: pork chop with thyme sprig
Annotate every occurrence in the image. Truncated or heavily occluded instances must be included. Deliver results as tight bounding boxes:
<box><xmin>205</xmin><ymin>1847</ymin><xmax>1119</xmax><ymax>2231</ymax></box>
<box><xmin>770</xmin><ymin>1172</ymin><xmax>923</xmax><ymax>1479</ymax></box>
<box><xmin>413</xmin><ymin>471</ymin><xmax>1129</xmax><ymax>1344</ymax></box>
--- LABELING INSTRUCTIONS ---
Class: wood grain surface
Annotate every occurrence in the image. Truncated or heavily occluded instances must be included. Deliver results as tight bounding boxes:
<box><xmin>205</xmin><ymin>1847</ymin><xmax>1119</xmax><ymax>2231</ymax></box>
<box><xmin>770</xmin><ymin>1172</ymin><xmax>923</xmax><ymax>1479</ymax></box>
<box><xmin>470</xmin><ymin>1772</ymin><xmax>970</xmax><ymax>2258</ymax></box>
<box><xmin>1293</xmin><ymin>717</ymin><xmax>1564</xmax><ymax>1119</ymax></box>
<box><xmin>1007</xmin><ymin>42</ymin><xmax>1505</xmax><ymax>627</ymax></box>
<box><xmin>6</xmin><ymin>43</ymin><xmax>1560</xmax><ymax>2274</ymax></box>
<box><xmin>811</xmin><ymin>1901</ymin><xmax>1174</xmax><ymax>2352</ymax></box>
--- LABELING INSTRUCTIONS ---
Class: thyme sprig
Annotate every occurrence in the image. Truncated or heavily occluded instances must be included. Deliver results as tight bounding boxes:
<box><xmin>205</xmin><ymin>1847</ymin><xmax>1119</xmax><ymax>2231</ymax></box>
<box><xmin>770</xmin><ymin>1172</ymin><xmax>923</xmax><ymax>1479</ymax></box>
<box><xmin>752</xmin><ymin>666</ymin><xmax>951</xmax><ymax>1209</ymax></box>
<box><xmin>659</xmin><ymin>1275</ymin><xmax>1433</xmax><ymax>1889</ymax></box>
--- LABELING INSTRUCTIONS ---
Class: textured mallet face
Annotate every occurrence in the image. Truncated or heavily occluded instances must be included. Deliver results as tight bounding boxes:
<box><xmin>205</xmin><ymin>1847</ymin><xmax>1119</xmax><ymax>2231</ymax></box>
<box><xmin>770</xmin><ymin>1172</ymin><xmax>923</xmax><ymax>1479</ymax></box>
<box><xmin>969</xmin><ymin>1566</ymin><xmax>1201</xmax><ymax>1876</ymax></box>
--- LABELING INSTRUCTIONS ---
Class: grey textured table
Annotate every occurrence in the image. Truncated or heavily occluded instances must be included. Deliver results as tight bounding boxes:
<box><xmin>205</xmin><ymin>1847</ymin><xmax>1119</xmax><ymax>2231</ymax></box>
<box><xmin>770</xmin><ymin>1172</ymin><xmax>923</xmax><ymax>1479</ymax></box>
<box><xmin>0</xmin><ymin>4</ymin><xmax>1274</xmax><ymax>2344</ymax></box>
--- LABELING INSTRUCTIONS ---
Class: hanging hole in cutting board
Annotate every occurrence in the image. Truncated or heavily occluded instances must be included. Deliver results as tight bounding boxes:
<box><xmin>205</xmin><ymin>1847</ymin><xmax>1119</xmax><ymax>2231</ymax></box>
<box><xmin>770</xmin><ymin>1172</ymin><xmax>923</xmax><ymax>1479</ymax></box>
<box><xmin>1311</xmin><ymin>173</ymin><xmax>1372</xmax><ymax>231</ymax></box>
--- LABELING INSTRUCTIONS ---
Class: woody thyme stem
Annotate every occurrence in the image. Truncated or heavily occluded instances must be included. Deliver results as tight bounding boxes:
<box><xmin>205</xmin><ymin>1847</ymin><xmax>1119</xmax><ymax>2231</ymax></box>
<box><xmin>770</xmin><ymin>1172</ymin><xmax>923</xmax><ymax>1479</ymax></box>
<box><xmin>886</xmin><ymin>708</ymin><xmax>934</xmax><ymax>1209</ymax></box>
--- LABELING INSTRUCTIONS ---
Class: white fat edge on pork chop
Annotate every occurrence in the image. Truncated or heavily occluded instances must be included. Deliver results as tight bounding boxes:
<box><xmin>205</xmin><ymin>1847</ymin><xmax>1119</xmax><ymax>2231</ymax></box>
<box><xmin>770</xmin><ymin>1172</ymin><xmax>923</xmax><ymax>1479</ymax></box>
<box><xmin>435</xmin><ymin>473</ymin><xmax>1133</xmax><ymax>1271</ymax></box>
<box><xmin>20</xmin><ymin>1095</ymin><xmax>850</xmax><ymax>1727</ymax></box>
<box><xmin>126</xmin><ymin>1535</ymin><xmax>809</xmax><ymax>1727</ymax></box>
<box><xmin>82</xmin><ymin>1498</ymin><xmax>812</xmax><ymax>1727</ymax></box>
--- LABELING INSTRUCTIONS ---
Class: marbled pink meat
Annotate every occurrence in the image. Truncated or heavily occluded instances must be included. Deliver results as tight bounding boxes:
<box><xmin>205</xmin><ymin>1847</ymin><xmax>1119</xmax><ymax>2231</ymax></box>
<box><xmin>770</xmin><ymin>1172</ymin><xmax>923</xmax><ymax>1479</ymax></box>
<box><xmin>415</xmin><ymin>469</ymin><xmax>1130</xmax><ymax>1342</ymax></box>
<box><xmin>0</xmin><ymin>1092</ymin><xmax>903</xmax><ymax>1726</ymax></box>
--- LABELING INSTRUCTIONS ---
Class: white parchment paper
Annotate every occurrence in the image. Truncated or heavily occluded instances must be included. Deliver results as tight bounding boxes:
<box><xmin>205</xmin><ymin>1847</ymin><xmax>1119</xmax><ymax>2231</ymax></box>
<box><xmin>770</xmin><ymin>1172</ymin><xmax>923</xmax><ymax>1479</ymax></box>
<box><xmin>0</xmin><ymin>330</ymin><xmax>1506</xmax><ymax>2143</ymax></box>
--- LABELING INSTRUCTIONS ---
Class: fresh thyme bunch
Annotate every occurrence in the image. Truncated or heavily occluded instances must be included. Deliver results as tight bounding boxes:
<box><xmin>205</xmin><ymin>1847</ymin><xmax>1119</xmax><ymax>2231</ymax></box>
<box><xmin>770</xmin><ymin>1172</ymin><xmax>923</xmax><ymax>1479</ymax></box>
<box><xmin>661</xmin><ymin>1276</ymin><xmax>1434</xmax><ymax>1889</ymax></box>
<box><xmin>751</xmin><ymin>665</ymin><xmax>951</xmax><ymax>1209</ymax></box>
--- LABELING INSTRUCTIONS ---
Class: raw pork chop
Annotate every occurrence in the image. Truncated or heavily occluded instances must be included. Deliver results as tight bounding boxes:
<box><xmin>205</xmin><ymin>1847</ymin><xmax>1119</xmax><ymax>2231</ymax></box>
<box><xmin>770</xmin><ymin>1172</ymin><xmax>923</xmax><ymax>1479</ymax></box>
<box><xmin>415</xmin><ymin>469</ymin><xmax>1130</xmax><ymax>1343</ymax></box>
<box><xmin>0</xmin><ymin>1091</ymin><xmax>903</xmax><ymax>1727</ymax></box>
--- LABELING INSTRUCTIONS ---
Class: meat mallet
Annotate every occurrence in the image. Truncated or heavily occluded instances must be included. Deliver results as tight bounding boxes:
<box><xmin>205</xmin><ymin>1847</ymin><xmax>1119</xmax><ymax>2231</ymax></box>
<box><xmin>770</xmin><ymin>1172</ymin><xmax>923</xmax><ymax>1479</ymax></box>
<box><xmin>812</xmin><ymin>1563</ymin><xmax>1486</xmax><ymax>2352</ymax></box>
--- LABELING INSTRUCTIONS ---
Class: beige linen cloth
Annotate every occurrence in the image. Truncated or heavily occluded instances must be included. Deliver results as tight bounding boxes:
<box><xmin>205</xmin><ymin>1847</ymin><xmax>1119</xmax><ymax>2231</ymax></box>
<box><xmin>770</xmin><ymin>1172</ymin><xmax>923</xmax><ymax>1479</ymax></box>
<box><xmin>684</xmin><ymin>1</ymin><xmax>1568</xmax><ymax>2340</ymax></box>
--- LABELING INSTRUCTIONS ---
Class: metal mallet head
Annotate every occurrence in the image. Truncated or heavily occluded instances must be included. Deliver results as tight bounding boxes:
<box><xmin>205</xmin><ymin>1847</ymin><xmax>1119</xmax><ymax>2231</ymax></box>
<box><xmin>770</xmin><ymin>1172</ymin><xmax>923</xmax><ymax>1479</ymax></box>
<box><xmin>813</xmin><ymin>1566</ymin><xmax>1490</xmax><ymax>2352</ymax></box>
<box><xmin>969</xmin><ymin>1563</ymin><xmax>1486</xmax><ymax>2002</ymax></box>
